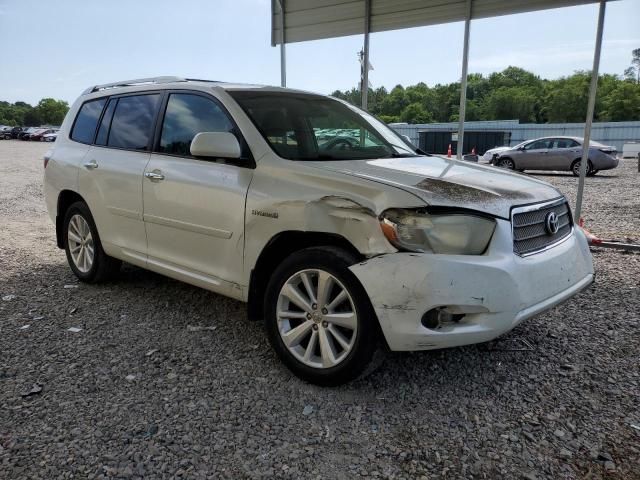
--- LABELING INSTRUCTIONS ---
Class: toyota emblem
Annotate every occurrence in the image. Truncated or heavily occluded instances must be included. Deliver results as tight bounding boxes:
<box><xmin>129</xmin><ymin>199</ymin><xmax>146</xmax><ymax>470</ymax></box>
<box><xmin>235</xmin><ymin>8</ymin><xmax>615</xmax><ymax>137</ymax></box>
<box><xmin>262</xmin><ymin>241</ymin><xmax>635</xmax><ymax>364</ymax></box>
<box><xmin>545</xmin><ymin>211</ymin><xmax>559</xmax><ymax>235</ymax></box>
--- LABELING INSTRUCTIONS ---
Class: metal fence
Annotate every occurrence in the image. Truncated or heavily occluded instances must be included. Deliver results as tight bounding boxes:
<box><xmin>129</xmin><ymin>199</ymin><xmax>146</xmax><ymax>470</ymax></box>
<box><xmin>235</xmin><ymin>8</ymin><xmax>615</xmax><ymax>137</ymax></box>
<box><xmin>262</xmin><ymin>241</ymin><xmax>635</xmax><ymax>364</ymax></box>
<box><xmin>391</xmin><ymin>120</ymin><xmax>640</xmax><ymax>152</ymax></box>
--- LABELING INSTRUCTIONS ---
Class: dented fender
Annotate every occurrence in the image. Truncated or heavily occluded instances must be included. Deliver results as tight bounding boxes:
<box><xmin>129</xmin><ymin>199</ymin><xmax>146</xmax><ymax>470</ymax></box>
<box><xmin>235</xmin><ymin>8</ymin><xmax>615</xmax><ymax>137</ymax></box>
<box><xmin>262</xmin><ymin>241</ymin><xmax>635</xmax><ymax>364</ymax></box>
<box><xmin>242</xmin><ymin>158</ymin><xmax>426</xmax><ymax>291</ymax></box>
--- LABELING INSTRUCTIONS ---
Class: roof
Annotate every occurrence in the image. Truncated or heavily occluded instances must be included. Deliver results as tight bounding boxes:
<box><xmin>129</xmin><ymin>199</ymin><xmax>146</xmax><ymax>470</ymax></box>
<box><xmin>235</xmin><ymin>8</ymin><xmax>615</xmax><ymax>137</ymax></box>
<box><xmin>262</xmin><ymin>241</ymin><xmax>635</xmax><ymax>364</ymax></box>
<box><xmin>272</xmin><ymin>0</ymin><xmax>611</xmax><ymax>45</ymax></box>
<box><xmin>81</xmin><ymin>76</ymin><xmax>319</xmax><ymax>97</ymax></box>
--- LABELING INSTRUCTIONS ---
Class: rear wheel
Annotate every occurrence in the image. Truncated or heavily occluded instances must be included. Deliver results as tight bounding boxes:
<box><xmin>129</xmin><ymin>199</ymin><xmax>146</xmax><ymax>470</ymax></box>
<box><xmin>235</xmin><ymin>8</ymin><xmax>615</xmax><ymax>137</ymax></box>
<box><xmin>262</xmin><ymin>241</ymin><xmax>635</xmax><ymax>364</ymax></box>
<box><xmin>572</xmin><ymin>159</ymin><xmax>593</xmax><ymax>177</ymax></box>
<box><xmin>63</xmin><ymin>201</ymin><xmax>121</xmax><ymax>283</ymax></box>
<box><xmin>264</xmin><ymin>246</ymin><xmax>381</xmax><ymax>386</ymax></box>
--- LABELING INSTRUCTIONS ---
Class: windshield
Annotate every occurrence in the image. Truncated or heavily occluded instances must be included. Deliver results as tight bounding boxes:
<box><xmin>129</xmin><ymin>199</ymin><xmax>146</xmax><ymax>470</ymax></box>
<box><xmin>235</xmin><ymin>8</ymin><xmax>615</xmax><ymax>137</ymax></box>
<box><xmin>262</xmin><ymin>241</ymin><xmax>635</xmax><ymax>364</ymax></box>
<box><xmin>229</xmin><ymin>90</ymin><xmax>418</xmax><ymax>160</ymax></box>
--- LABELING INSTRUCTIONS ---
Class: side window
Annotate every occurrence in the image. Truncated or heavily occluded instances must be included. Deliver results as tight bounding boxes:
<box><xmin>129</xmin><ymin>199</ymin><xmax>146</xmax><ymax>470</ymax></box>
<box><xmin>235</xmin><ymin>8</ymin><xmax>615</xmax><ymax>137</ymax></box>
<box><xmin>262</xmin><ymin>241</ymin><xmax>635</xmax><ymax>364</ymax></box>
<box><xmin>159</xmin><ymin>93</ymin><xmax>234</xmax><ymax>156</ymax></box>
<box><xmin>70</xmin><ymin>98</ymin><xmax>107</xmax><ymax>144</ymax></box>
<box><xmin>525</xmin><ymin>140</ymin><xmax>550</xmax><ymax>150</ymax></box>
<box><xmin>95</xmin><ymin>98</ymin><xmax>117</xmax><ymax>146</ymax></box>
<box><xmin>108</xmin><ymin>94</ymin><xmax>160</xmax><ymax>150</ymax></box>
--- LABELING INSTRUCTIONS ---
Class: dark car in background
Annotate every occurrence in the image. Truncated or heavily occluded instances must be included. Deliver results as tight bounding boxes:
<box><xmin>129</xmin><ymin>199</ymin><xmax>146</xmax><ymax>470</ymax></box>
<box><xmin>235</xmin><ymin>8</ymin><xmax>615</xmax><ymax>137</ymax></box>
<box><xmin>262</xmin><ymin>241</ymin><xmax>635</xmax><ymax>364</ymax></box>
<box><xmin>18</xmin><ymin>127</ymin><xmax>40</xmax><ymax>140</ymax></box>
<box><xmin>28</xmin><ymin>128</ymin><xmax>56</xmax><ymax>141</ymax></box>
<box><xmin>10</xmin><ymin>126</ymin><xmax>24</xmax><ymax>139</ymax></box>
<box><xmin>494</xmin><ymin>136</ymin><xmax>618</xmax><ymax>176</ymax></box>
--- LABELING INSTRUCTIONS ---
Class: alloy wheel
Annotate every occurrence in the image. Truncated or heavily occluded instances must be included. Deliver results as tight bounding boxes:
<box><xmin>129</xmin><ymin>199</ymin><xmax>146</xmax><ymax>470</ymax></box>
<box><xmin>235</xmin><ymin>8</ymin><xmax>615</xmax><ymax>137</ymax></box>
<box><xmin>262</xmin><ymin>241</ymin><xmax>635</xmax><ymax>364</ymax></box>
<box><xmin>276</xmin><ymin>269</ymin><xmax>358</xmax><ymax>369</ymax></box>
<box><xmin>67</xmin><ymin>214</ymin><xmax>94</xmax><ymax>273</ymax></box>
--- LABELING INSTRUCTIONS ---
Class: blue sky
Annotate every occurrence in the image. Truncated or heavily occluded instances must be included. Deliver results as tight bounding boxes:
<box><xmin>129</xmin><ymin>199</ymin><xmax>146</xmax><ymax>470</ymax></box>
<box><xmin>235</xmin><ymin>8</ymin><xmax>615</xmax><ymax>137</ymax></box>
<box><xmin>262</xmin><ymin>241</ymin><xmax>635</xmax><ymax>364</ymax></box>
<box><xmin>0</xmin><ymin>0</ymin><xmax>638</xmax><ymax>105</ymax></box>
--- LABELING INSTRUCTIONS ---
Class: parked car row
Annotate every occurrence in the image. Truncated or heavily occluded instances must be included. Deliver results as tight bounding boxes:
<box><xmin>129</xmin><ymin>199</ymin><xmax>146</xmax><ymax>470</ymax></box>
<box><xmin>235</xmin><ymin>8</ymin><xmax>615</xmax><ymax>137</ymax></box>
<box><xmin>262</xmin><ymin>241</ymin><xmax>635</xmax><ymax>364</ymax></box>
<box><xmin>483</xmin><ymin>136</ymin><xmax>618</xmax><ymax>176</ymax></box>
<box><xmin>0</xmin><ymin>125</ymin><xmax>59</xmax><ymax>141</ymax></box>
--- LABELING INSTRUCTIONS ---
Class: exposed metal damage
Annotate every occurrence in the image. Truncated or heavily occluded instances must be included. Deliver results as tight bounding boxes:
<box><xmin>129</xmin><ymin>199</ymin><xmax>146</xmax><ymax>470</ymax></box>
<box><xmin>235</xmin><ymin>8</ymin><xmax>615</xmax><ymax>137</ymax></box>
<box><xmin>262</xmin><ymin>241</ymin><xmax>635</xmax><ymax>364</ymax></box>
<box><xmin>268</xmin><ymin>195</ymin><xmax>397</xmax><ymax>256</ymax></box>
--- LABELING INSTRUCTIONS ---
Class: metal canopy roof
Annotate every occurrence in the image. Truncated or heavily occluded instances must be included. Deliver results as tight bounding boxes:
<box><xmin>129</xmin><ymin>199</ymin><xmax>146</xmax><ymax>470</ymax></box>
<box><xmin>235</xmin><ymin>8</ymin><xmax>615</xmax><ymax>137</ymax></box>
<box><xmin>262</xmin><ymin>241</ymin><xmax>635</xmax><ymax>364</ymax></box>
<box><xmin>272</xmin><ymin>0</ymin><xmax>602</xmax><ymax>45</ymax></box>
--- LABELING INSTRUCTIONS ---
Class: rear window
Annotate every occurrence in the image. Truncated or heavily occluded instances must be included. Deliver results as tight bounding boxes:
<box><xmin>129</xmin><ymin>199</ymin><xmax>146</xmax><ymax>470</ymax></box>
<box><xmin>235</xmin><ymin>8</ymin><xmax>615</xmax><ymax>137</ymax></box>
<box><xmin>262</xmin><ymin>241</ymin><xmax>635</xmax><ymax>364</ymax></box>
<box><xmin>71</xmin><ymin>98</ymin><xmax>107</xmax><ymax>144</ymax></box>
<box><xmin>107</xmin><ymin>94</ymin><xmax>160</xmax><ymax>150</ymax></box>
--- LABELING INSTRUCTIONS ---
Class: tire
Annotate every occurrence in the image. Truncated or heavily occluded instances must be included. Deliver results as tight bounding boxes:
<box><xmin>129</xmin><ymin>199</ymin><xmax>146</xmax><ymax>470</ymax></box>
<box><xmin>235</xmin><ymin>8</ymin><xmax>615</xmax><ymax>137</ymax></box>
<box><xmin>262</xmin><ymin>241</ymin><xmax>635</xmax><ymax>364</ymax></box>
<box><xmin>572</xmin><ymin>159</ymin><xmax>593</xmax><ymax>177</ymax></box>
<box><xmin>63</xmin><ymin>201</ymin><xmax>121</xmax><ymax>283</ymax></box>
<box><xmin>264</xmin><ymin>246</ymin><xmax>381</xmax><ymax>386</ymax></box>
<box><xmin>499</xmin><ymin>157</ymin><xmax>515</xmax><ymax>170</ymax></box>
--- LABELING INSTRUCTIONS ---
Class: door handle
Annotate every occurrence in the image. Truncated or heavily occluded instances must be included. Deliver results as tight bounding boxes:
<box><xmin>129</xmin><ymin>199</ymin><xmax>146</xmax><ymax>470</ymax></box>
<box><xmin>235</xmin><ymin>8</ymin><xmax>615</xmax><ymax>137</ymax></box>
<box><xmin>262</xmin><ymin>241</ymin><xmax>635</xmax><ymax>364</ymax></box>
<box><xmin>144</xmin><ymin>171</ymin><xmax>165</xmax><ymax>181</ymax></box>
<box><xmin>83</xmin><ymin>160</ymin><xmax>98</xmax><ymax>169</ymax></box>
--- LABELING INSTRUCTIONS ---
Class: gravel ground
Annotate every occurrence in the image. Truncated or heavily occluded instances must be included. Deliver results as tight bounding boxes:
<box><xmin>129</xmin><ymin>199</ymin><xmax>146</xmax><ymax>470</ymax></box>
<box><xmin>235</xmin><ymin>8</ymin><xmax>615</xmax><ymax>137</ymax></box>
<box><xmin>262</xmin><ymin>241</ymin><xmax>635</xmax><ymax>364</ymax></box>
<box><xmin>1</xmin><ymin>141</ymin><xmax>639</xmax><ymax>479</ymax></box>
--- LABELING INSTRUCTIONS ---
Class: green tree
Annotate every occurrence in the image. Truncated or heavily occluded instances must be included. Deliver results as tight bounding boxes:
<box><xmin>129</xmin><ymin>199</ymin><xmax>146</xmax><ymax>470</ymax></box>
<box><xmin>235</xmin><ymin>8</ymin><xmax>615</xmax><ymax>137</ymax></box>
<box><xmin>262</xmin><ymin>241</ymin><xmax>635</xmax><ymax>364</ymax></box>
<box><xmin>625</xmin><ymin>48</ymin><xmax>640</xmax><ymax>84</ymax></box>
<box><xmin>330</xmin><ymin>66</ymin><xmax>640</xmax><ymax>124</ymax></box>
<box><xmin>543</xmin><ymin>72</ymin><xmax>590</xmax><ymax>122</ymax></box>
<box><xmin>600</xmin><ymin>82</ymin><xmax>640</xmax><ymax>121</ymax></box>
<box><xmin>484</xmin><ymin>86</ymin><xmax>537</xmax><ymax>122</ymax></box>
<box><xmin>35</xmin><ymin>98</ymin><xmax>69</xmax><ymax>125</ymax></box>
<box><xmin>380</xmin><ymin>85</ymin><xmax>409</xmax><ymax>117</ymax></box>
<box><xmin>399</xmin><ymin>103</ymin><xmax>432</xmax><ymax>123</ymax></box>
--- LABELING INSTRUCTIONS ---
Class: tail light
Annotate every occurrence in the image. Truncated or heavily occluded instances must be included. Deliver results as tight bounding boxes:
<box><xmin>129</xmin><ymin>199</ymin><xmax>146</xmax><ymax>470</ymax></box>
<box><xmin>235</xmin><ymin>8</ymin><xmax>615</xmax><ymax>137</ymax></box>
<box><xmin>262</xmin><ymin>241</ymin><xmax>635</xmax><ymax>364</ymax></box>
<box><xmin>599</xmin><ymin>148</ymin><xmax>615</xmax><ymax>155</ymax></box>
<box><xmin>44</xmin><ymin>151</ymin><xmax>52</xmax><ymax>168</ymax></box>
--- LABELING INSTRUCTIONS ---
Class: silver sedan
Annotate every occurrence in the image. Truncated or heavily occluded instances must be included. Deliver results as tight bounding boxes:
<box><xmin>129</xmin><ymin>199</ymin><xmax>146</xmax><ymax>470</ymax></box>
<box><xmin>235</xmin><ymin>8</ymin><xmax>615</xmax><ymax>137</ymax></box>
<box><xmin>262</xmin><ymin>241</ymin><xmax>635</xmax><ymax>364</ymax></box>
<box><xmin>494</xmin><ymin>136</ymin><xmax>618</xmax><ymax>176</ymax></box>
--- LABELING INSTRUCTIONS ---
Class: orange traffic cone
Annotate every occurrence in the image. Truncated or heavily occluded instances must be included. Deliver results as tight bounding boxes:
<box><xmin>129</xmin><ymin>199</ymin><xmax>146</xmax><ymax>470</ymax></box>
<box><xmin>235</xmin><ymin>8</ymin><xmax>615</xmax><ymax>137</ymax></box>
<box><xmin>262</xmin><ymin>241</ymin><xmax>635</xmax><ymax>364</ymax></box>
<box><xmin>447</xmin><ymin>144</ymin><xmax>452</xmax><ymax>158</ymax></box>
<box><xmin>578</xmin><ymin>218</ymin><xmax>602</xmax><ymax>245</ymax></box>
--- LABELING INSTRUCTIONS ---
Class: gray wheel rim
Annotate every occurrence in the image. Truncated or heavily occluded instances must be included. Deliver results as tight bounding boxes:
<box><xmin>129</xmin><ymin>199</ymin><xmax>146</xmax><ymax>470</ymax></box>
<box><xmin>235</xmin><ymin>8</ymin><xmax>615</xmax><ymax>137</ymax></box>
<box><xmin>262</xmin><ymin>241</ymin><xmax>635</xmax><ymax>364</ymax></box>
<box><xmin>573</xmin><ymin>162</ymin><xmax>581</xmax><ymax>175</ymax></box>
<box><xmin>68</xmin><ymin>214</ymin><xmax>94</xmax><ymax>273</ymax></box>
<box><xmin>276</xmin><ymin>269</ymin><xmax>358</xmax><ymax>369</ymax></box>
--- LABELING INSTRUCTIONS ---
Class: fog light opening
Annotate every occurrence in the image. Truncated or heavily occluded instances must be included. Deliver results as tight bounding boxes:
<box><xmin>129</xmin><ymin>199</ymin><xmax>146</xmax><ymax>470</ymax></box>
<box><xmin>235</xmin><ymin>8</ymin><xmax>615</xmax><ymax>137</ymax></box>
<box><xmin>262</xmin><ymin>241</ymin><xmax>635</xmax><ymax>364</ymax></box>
<box><xmin>421</xmin><ymin>308</ymin><xmax>465</xmax><ymax>330</ymax></box>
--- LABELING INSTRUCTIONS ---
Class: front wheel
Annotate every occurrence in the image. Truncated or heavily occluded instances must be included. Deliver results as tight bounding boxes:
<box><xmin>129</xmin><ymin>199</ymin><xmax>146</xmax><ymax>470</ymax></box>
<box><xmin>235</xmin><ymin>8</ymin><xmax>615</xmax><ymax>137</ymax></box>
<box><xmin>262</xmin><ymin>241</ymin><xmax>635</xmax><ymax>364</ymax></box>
<box><xmin>63</xmin><ymin>201</ymin><xmax>121</xmax><ymax>283</ymax></box>
<box><xmin>498</xmin><ymin>157</ymin><xmax>515</xmax><ymax>170</ymax></box>
<box><xmin>264</xmin><ymin>247</ymin><xmax>381</xmax><ymax>386</ymax></box>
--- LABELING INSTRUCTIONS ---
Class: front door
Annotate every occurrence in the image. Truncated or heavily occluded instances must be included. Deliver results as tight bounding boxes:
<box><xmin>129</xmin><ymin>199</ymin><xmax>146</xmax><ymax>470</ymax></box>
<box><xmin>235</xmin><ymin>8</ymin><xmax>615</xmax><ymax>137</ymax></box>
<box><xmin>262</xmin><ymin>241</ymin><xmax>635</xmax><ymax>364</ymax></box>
<box><xmin>142</xmin><ymin>92</ymin><xmax>253</xmax><ymax>298</ymax></box>
<box><xmin>518</xmin><ymin>139</ymin><xmax>553</xmax><ymax>170</ymax></box>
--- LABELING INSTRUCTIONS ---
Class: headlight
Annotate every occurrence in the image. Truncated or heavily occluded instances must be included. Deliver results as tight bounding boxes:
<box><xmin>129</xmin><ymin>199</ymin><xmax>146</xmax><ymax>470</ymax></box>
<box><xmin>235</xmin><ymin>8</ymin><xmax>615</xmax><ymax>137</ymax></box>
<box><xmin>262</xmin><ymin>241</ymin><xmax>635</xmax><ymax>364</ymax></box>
<box><xmin>380</xmin><ymin>209</ymin><xmax>496</xmax><ymax>255</ymax></box>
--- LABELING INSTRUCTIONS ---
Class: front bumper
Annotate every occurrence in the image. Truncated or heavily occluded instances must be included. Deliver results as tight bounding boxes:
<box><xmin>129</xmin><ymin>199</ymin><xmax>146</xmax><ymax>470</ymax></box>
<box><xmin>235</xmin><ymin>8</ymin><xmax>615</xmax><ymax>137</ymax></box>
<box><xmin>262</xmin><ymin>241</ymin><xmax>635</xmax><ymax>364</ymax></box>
<box><xmin>349</xmin><ymin>219</ymin><xmax>594</xmax><ymax>351</ymax></box>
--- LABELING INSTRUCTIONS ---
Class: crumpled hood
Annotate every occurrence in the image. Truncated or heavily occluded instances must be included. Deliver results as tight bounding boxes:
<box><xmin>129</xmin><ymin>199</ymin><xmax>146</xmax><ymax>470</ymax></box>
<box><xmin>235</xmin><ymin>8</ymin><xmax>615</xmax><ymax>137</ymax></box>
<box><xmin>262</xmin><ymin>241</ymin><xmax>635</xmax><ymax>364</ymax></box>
<box><xmin>306</xmin><ymin>156</ymin><xmax>563</xmax><ymax>219</ymax></box>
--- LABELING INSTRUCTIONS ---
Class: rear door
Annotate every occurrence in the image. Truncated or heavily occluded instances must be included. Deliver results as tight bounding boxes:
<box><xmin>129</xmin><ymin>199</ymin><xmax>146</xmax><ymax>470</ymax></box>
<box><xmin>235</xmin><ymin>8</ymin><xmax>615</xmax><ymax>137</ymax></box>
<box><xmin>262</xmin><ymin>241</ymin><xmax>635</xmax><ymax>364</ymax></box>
<box><xmin>78</xmin><ymin>93</ymin><xmax>161</xmax><ymax>261</ymax></box>
<box><xmin>142</xmin><ymin>91</ymin><xmax>253</xmax><ymax>296</ymax></box>
<box><xmin>553</xmin><ymin>138</ymin><xmax>581</xmax><ymax>171</ymax></box>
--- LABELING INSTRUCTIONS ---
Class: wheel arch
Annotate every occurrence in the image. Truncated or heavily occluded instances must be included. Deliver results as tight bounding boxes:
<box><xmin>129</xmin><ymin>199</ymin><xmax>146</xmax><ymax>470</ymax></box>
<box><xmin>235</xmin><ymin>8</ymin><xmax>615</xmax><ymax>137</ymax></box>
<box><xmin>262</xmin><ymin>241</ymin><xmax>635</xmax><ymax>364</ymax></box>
<box><xmin>56</xmin><ymin>190</ymin><xmax>86</xmax><ymax>248</ymax></box>
<box><xmin>247</xmin><ymin>231</ymin><xmax>363</xmax><ymax>321</ymax></box>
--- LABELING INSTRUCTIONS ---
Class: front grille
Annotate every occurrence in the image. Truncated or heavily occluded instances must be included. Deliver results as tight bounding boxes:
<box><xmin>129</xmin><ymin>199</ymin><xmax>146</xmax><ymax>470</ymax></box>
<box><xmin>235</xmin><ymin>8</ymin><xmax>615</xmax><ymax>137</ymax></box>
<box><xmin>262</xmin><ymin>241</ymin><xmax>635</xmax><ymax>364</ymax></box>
<box><xmin>512</xmin><ymin>200</ymin><xmax>572</xmax><ymax>255</ymax></box>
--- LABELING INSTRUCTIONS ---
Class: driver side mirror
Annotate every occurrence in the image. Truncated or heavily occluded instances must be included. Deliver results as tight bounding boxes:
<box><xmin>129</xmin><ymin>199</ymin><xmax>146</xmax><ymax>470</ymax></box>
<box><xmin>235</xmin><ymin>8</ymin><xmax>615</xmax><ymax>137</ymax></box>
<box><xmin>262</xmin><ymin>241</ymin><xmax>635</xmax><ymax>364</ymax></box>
<box><xmin>190</xmin><ymin>132</ymin><xmax>241</xmax><ymax>159</ymax></box>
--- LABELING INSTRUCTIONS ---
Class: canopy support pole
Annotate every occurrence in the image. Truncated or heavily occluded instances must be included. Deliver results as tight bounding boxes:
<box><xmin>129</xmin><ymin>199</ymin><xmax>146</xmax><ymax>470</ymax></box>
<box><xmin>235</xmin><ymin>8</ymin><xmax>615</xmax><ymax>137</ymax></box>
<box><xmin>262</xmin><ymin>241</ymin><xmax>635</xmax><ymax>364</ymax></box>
<box><xmin>361</xmin><ymin>0</ymin><xmax>371</xmax><ymax>110</ymax></box>
<box><xmin>456</xmin><ymin>0</ymin><xmax>472</xmax><ymax>160</ymax></box>
<box><xmin>279</xmin><ymin>0</ymin><xmax>287</xmax><ymax>87</ymax></box>
<box><xmin>575</xmin><ymin>0</ymin><xmax>606</xmax><ymax>220</ymax></box>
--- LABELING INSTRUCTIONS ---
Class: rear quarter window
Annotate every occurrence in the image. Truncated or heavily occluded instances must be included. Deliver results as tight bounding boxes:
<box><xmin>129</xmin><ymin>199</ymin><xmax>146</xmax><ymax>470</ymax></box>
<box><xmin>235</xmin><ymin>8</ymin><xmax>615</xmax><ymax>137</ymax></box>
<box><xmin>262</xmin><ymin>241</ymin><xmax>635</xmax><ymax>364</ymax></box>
<box><xmin>70</xmin><ymin>98</ymin><xmax>107</xmax><ymax>144</ymax></box>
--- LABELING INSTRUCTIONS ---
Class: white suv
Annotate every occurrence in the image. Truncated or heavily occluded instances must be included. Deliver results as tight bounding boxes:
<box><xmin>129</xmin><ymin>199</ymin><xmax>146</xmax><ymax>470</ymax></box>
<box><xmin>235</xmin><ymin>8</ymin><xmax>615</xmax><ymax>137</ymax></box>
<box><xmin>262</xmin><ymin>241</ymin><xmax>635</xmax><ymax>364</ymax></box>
<box><xmin>44</xmin><ymin>77</ymin><xmax>594</xmax><ymax>385</ymax></box>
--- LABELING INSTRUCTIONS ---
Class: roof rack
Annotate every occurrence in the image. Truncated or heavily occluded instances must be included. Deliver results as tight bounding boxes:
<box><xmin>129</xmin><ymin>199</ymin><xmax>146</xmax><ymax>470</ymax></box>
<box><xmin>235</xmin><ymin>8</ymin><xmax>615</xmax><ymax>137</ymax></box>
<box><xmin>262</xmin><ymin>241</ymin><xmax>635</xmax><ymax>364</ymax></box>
<box><xmin>82</xmin><ymin>76</ymin><xmax>186</xmax><ymax>95</ymax></box>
